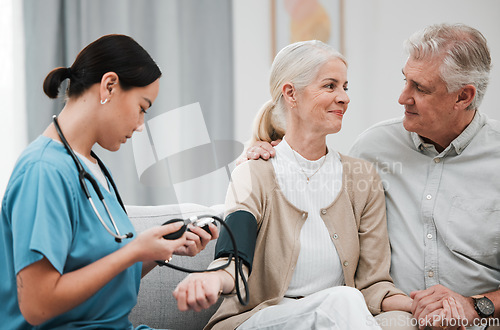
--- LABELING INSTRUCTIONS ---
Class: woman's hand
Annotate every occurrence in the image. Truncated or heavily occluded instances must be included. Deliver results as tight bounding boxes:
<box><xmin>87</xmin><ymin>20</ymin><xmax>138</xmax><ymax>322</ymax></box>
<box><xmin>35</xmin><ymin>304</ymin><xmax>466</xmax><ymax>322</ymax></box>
<box><xmin>428</xmin><ymin>297</ymin><xmax>466</xmax><ymax>330</ymax></box>
<box><xmin>173</xmin><ymin>270</ymin><xmax>232</xmax><ymax>312</ymax></box>
<box><xmin>381</xmin><ymin>294</ymin><xmax>466</xmax><ymax>329</ymax></box>
<box><xmin>410</xmin><ymin>285</ymin><xmax>477</xmax><ymax>329</ymax></box>
<box><xmin>173</xmin><ymin>223</ymin><xmax>219</xmax><ymax>257</ymax></box>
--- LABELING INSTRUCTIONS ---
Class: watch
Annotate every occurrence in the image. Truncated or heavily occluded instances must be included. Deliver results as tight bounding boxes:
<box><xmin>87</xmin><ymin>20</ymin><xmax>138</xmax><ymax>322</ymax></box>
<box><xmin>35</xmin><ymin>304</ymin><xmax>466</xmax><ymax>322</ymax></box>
<box><xmin>472</xmin><ymin>295</ymin><xmax>495</xmax><ymax>318</ymax></box>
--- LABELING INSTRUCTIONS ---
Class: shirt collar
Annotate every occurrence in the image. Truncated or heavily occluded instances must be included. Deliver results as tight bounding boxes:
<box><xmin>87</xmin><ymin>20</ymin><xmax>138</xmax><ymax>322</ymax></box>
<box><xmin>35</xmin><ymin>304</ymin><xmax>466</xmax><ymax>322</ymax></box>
<box><xmin>277</xmin><ymin>136</ymin><xmax>337</xmax><ymax>171</ymax></box>
<box><xmin>410</xmin><ymin>111</ymin><xmax>486</xmax><ymax>155</ymax></box>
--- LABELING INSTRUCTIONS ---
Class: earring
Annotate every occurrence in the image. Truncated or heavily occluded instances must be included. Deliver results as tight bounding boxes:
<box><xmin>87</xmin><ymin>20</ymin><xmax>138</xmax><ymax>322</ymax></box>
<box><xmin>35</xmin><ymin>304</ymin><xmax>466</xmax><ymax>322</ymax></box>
<box><xmin>100</xmin><ymin>99</ymin><xmax>108</xmax><ymax>105</ymax></box>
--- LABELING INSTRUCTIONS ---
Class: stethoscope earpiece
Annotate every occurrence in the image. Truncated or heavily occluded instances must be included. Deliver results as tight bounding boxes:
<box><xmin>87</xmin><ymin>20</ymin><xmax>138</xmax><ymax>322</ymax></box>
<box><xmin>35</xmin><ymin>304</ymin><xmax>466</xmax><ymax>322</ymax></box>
<box><xmin>115</xmin><ymin>233</ymin><xmax>133</xmax><ymax>243</ymax></box>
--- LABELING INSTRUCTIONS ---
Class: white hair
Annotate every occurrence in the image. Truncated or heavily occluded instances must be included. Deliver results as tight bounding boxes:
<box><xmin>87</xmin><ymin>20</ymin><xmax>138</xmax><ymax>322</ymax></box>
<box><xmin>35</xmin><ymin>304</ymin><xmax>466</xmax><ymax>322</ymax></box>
<box><xmin>404</xmin><ymin>23</ymin><xmax>491</xmax><ymax>110</ymax></box>
<box><xmin>251</xmin><ymin>40</ymin><xmax>346</xmax><ymax>144</ymax></box>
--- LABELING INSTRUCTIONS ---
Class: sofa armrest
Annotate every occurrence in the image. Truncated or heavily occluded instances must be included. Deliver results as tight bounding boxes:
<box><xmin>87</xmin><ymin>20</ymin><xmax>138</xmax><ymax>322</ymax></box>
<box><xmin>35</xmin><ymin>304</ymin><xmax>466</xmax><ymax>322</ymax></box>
<box><xmin>127</xmin><ymin>203</ymin><xmax>224</xmax><ymax>329</ymax></box>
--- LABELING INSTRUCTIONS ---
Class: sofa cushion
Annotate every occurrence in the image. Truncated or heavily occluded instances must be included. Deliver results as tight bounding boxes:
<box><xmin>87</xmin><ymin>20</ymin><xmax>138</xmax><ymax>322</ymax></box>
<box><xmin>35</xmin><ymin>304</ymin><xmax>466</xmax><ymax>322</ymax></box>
<box><xmin>127</xmin><ymin>203</ymin><xmax>224</xmax><ymax>330</ymax></box>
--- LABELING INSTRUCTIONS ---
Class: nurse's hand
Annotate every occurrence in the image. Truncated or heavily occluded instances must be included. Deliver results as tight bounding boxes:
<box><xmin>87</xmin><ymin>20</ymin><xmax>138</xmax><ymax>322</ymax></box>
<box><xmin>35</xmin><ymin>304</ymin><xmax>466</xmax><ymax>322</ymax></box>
<box><xmin>173</xmin><ymin>270</ymin><xmax>232</xmax><ymax>312</ymax></box>
<box><xmin>174</xmin><ymin>223</ymin><xmax>219</xmax><ymax>257</ymax></box>
<box><xmin>131</xmin><ymin>222</ymin><xmax>188</xmax><ymax>263</ymax></box>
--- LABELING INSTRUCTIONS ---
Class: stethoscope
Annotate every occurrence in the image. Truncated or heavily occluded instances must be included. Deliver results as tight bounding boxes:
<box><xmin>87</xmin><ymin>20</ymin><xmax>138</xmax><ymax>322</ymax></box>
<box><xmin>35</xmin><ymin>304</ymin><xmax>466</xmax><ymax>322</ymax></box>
<box><xmin>53</xmin><ymin>114</ymin><xmax>250</xmax><ymax>305</ymax></box>
<box><xmin>52</xmin><ymin>115</ymin><xmax>133</xmax><ymax>243</ymax></box>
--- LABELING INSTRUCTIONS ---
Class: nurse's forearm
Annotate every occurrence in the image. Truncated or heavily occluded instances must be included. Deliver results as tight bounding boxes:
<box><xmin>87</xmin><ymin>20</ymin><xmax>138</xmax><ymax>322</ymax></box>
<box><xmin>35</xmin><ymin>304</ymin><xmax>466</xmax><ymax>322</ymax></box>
<box><xmin>17</xmin><ymin>243</ymin><xmax>141</xmax><ymax>326</ymax></box>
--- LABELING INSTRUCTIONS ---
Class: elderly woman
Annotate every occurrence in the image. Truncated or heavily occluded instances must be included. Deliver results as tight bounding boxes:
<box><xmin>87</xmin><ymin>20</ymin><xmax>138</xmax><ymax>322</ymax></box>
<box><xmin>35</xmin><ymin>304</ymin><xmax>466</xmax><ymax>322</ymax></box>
<box><xmin>174</xmin><ymin>40</ymin><xmax>413</xmax><ymax>329</ymax></box>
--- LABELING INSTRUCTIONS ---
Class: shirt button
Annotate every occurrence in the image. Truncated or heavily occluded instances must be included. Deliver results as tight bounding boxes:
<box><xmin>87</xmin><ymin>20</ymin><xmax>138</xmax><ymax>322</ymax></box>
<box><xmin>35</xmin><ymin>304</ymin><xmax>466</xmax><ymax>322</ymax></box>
<box><xmin>426</xmin><ymin>195</ymin><xmax>432</xmax><ymax>200</ymax></box>
<box><xmin>321</xmin><ymin>209</ymin><xmax>327</xmax><ymax>215</ymax></box>
<box><xmin>333</xmin><ymin>233</ymin><xmax>339</xmax><ymax>239</ymax></box>
<box><xmin>343</xmin><ymin>261</ymin><xmax>349</xmax><ymax>267</ymax></box>
<box><xmin>427</xmin><ymin>233</ymin><xmax>433</xmax><ymax>239</ymax></box>
<box><xmin>428</xmin><ymin>270</ymin><xmax>434</xmax><ymax>278</ymax></box>
<box><xmin>302</xmin><ymin>213</ymin><xmax>306</xmax><ymax>218</ymax></box>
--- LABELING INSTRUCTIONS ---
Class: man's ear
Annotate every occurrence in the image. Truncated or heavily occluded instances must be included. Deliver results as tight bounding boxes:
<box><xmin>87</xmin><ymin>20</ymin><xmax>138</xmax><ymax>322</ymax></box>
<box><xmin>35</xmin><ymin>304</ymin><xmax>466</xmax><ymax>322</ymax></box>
<box><xmin>456</xmin><ymin>84</ymin><xmax>476</xmax><ymax>110</ymax></box>
<box><xmin>282</xmin><ymin>82</ymin><xmax>296</xmax><ymax>108</ymax></box>
<box><xmin>99</xmin><ymin>72</ymin><xmax>119</xmax><ymax>102</ymax></box>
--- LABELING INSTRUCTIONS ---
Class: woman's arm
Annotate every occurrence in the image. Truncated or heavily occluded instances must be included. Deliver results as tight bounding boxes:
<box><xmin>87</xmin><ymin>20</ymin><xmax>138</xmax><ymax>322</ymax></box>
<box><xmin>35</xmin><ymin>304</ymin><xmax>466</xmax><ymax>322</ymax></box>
<box><xmin>173</xmin><ymin>162</ymin><xmax>263</xmax><ymax>312</ymax></box>
<box><xmin>173</xmin><ymin>269</ymin><xmax>235</xmax><ymax>312</ymax></box>
<box><xmin>172</xmin><ymin>211</ymin><xmax>256</xmax><ymax>311</ymax></box>
<box><xmin>382</xmin><ymin>294</ymin><xmax>413</xmax><ymax>312</ymax></box>
<box><xmin>353</xmin><ymin>164</ymin><xmax>406</xmax><ymax>314</ymax></box>
<box><xmin>18</xmin><ymin>222</ymin><xmax>186</xmax><ymax>326</ymax></box>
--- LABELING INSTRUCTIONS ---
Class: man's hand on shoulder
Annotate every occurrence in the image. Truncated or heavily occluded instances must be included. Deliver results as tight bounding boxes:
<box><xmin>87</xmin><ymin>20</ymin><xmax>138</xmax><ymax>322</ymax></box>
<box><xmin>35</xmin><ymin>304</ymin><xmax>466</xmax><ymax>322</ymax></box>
<box><xmin>236</xmin><ymin>140</ymin><xmax>281</xmax><ymax>166</ymax></box>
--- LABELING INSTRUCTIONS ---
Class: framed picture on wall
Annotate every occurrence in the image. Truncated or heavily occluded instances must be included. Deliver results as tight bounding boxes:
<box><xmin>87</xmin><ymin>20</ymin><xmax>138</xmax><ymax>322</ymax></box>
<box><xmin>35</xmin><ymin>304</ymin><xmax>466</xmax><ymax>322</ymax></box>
<box><xmin>271</xmin><ymin>0</ymin><xmax>345</xmax><ymax>60</ymax></box>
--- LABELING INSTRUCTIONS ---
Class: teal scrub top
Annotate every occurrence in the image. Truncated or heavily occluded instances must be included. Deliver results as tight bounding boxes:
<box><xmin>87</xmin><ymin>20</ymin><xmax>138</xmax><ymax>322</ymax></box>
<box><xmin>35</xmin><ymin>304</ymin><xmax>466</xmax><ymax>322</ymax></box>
<box><xmin>0</xmin><ymin>136</ymin><xmax>142</xmax><ymax>329</ymax></box>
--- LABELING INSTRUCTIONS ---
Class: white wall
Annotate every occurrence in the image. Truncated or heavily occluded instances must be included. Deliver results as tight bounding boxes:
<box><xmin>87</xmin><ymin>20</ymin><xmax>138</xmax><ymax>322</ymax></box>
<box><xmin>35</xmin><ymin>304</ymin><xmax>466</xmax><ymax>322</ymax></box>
<box><xmin>338</xmin><ymin>0</ymin><xmax>500</xmax><ymax>152</ymax></box>
<box><xmin>2</xmin><ymin>1</ymin><xmax>499</xmax><ymax>202</ymax></box>
<box><xmin>232</xmin><ymin>0</ymin><xmax>500</xmax><ymax>154</ymax></box>
<box><xmin>232</xmin><ymin>1</ymin><xmax>273</xmax><ymax>146</ymax></box>
<box><xmin>0</xmin><ymin>0</ymin><xmax>27</xmax><ymax>202</ymax></box>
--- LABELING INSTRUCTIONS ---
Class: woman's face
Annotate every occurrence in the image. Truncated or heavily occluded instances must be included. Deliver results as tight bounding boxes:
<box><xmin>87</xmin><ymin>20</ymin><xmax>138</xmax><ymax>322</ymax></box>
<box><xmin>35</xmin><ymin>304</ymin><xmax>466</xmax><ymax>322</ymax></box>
<box><xmin>294</xmin><ymin>58</ymin><xmax>349</xmax><ymax>135</ymax></box>
<box><xmin>100</xmin><ymin>78</ymin><xmax>160</xmax><ymax>151</ymax></box>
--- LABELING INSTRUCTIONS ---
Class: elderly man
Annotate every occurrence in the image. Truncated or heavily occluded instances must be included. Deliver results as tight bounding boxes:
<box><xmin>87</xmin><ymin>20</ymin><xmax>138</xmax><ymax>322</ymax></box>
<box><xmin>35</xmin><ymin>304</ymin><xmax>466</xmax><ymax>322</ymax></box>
<box><xmin>245</xmin><ymin>23</ymin><xmax>500</xmax><ymax>329</ymax></box>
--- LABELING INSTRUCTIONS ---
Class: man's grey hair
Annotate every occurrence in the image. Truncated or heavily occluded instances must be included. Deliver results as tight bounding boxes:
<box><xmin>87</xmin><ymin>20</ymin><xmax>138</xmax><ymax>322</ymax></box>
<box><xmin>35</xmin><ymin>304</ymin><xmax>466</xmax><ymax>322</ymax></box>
<box><xmin>404</xmin><ymin>23</ymin><xmax>491</xmax><ymax>110</ymax></box>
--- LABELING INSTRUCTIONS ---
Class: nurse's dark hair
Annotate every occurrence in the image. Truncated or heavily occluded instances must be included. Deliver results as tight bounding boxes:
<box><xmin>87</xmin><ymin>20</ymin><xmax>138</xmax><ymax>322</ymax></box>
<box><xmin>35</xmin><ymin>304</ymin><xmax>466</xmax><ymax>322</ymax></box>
<box><xmin>43</xmin><ymin>34</ymin><xmax>162</xmax><ymax>99</ymax></box>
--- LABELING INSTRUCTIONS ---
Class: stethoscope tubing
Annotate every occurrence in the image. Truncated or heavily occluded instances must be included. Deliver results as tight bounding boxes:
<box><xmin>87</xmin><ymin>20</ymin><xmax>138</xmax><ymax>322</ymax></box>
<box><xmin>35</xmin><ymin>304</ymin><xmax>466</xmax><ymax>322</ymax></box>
<box><xmin>52</xmin><ymin>115</ymin><xmax>132</xmax><ymax>243</ymax></box>
<box><xmin>52</xmin><ymin>116</ymin><xmax>249</xmax><ymax>305</ymax></box>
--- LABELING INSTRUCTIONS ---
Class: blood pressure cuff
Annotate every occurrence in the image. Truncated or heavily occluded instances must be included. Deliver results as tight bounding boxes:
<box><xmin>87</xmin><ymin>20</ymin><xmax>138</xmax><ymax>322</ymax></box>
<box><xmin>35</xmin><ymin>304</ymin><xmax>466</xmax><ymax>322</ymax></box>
<box><xmin>214</xmin><ymin>210</ymin><xmax>257</xmax><ymax>274</ymax></box>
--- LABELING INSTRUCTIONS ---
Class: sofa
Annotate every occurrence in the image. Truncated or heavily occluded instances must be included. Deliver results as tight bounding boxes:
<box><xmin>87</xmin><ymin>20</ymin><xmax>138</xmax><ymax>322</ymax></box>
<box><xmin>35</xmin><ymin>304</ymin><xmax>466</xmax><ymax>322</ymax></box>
<box><xmin>126</xmin><ymin>203</ymin><xmax>225</xmax><ymax>330</ymax></box>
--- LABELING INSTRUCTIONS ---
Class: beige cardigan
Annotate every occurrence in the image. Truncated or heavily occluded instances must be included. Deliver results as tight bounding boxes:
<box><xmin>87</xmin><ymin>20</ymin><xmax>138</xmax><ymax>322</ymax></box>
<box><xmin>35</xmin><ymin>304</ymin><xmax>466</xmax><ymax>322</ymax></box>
<box><xmin>205</xmin><ymin>154</ymin><xmax>404</xmax><ymax>330</ymax></box>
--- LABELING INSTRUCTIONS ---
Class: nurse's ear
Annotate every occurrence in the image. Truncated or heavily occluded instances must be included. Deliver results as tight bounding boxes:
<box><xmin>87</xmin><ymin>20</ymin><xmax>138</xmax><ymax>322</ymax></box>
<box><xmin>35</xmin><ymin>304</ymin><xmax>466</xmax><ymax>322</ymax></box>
<box><xmin>99</xmin><ymin>72</ymin><xmax>119</xmax><ymax>105</ymax></box>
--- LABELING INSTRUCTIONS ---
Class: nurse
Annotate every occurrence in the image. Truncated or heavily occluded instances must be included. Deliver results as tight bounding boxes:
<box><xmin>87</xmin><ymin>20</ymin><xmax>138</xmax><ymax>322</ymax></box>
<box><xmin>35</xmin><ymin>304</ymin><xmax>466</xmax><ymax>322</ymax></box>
<box><xmin>0</xmin><ymin>34</ymin><xmax>218</xmax><ymax>329</ymax></box>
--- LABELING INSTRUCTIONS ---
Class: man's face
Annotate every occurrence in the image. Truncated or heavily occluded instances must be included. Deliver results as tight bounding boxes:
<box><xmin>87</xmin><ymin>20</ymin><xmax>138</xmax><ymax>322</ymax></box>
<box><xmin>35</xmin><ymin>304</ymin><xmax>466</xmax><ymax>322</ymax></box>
<box><xmin>399</xmin><ymin>57</ymin><xmax>462</xmax><ymax>145</ymax></box>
